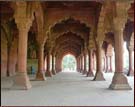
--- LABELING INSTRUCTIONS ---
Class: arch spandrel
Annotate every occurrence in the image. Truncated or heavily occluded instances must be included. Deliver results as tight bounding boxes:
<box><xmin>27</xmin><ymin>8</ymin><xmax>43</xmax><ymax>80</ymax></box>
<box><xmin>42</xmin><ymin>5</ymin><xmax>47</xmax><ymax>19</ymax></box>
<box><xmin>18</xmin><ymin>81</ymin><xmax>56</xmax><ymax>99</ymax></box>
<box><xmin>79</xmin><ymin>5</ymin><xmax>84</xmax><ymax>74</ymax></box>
<box><xmin>48</xmin><ymin>17</ymin><xmax>90</xmax><ymax>43</ymax></box>
<box><xmin>44</xmin><ymin>10</ymin><xmax>94</xmax><ymax>34</ymax></box>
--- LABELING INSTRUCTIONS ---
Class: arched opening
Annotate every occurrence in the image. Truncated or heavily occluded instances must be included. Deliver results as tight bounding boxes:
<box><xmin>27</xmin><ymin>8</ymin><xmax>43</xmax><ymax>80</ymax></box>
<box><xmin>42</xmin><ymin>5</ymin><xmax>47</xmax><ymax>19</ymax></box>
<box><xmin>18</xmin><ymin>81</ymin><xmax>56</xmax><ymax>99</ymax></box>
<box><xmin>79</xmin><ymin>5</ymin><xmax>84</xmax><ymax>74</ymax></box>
<box><xmin>62</xmin><ymin>54</ymin><xmax>77</xmax><ymax>72</ymax></box>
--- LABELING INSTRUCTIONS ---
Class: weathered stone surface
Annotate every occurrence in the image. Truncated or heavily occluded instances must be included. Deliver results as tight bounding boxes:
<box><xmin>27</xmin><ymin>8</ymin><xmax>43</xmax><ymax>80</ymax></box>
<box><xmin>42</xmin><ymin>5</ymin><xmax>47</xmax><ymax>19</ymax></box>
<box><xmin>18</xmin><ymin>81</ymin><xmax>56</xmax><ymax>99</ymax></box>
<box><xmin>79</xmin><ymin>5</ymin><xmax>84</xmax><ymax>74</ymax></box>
<box><xmin>109</xmin><ymin>72</ymin><xmax>132</xmax><ymax>90</ymax></box>
<box><xmin>12</xmin><ymin>72</ymin><xmax>32</xmax><ymax>90</ymax></box>
<box><xmin>36</xmin><ymin>71</ymin><xmax>46</xmax><ymax>81</ymax></box>
<box><xmin>45</xmin><ymin>71</ymin><xmax>53</xmax><ymax>77</ymax></box>
<box><xmin>93</xmin><ymin>72</ymin><xmax>105</xmax><ymax>81</ymax></box>
<box><xmin>87</xmin><ymin>71</ymin><xmax>94</xmax><ymax>77</ymax></box>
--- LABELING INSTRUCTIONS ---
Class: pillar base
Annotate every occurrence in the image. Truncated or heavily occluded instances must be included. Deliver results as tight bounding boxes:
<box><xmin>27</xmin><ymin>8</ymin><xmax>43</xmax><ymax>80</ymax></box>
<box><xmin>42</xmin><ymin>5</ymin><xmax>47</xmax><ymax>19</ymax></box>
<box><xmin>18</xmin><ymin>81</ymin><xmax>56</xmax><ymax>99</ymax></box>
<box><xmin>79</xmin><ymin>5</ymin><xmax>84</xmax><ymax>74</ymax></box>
<box><xmin>87</xmin><ymin>71</ymin><xmax>94</xmax><ymax>77</ymax></box>
<box><xmin>109</xmin><ymin>72</ymin><xmax>132</xmax><ymax>90</ymax></box>
<box><xmin>80</xmin><ymin>70</ymin><xmax>82</xmax><ymax>73</ymax></box>
<box><xmin>52</xmin><ymin>70</ymin><xmax>56</xmax><ymax>75</ymax></box>
<box><xmin>106</xmin><ymin>70</ymin><xmax>113</xmax><ymax>73</ymax></box>
<box><xmin>127</xmin><ymin>70</ymin><xmax>134</xmax><ymax>76</ymax></box>
<box><xmin>12</xmin><ymin>72</ymin><xmax>32</xmax><ymax>90</ymax></box>
<box><xmin>77</xmin><ymin>70</ymin><xmax>79</xmax><ymax>72</ymax></box>
<box><xmin>45</xmin><ymin>71</ymin><xmax>53</xmax><ymax>77</ymax></box>
<box><xmin>93</xmin><ymin>71</ymin><xmax>105</xmax><ymax>81</ymax></box>
<box><xmin>36</xmin><ymin>71</ymin><xmax>46</xmax><ymax>81</ymax></box>
<box><xmin>82</xmin><ymin>70</ymin><xmax>87</xmax><ymax>75</ymax></box>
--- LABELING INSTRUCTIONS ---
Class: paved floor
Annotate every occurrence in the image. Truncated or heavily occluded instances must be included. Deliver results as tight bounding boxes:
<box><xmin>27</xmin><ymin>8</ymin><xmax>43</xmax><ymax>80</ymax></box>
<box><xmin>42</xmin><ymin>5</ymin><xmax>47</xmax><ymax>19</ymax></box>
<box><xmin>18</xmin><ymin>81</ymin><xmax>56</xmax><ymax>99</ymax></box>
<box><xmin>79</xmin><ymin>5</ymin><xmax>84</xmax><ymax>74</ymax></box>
<box><xmin>1</xmin><ymin>71</ymin><xmax>134</xmax><ymax>106</ymax></box>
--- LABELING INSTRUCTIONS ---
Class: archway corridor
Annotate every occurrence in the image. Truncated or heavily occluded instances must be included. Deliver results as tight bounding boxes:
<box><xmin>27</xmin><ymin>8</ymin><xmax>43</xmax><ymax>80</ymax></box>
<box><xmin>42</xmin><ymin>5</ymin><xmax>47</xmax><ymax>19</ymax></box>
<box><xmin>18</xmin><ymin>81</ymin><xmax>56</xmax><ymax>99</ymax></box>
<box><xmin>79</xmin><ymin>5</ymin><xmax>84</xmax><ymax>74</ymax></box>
<box><xmin>1</xmin><ymin>1</ymin><xmax>134</xmax><ymax>106</ymax></box>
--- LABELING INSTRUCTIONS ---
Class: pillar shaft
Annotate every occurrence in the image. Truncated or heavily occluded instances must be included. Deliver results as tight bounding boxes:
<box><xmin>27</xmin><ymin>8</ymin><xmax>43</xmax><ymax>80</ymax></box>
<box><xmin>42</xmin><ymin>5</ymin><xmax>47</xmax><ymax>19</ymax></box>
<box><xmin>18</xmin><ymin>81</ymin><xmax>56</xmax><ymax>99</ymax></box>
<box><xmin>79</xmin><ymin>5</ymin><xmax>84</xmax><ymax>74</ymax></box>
<box><xmin>87</xmin><ymin>49</ymin><xmax>94</xmax><ymax>77</ymax></box>
<box><xmin>45</xmin><ymin>52</ymin><xmax>52</xmax><ymax>77</ymax></box>
<box><xmin>109</xmin><ymin>56</ymin><xmax>113</xmax><ymax>72</ymax></box>
<box><xmin>78</xmin><ymin>57</ymin><xmax>80</xmax><ymax>72</ymax></box>
<box><xmin>13</xmin><ymin>25</ymin><xmax>32</xmax><ymax>89</ymax></box>
<box><xmin>105</xmin><ymin>56</ymin><xmax>109</xmax><ymax>72</ymax></box>
<box><xmin>109</xmin><ymin>16</ymin><xmax>131</xmax><ymax>90</ymax></box>
<box><xmin>79</xmin><ymin>57</ymin><xmax>81</xmax><ymax>72</ymax></box>
<box><xmin>52</xmin><ymin>54</ymin><xmax>56</xmax><ymax>75</ymax></box>
<box><xmin>36</xmin><ymin>45</ymin><xmax>46</xmax><ymax>80</ymax></box>
<box><xmin>93</xmin><ymin>43</ymin><xmax>105</xmax><ymax>81</ymax></box>
<box><xmin>80</xmin><ymin>55</ymin><xmax>83</xmax><ymax>73</ymax></box>
<box><xmin>93</xmin><ymin>53</ymin><xmax>96</xmax><ymax>71</ymax></box>
<box><xmin>77</xmin><ymin>58</ymin><xmax>79</xmax><ymax>72</ymax></box>
<box><xmin>127</xmin><ymin>48</ymin><xmax>134</xmax><ymax>76</ymax></box>
<box><xmin>83</xmin><ymin>53</ymin><xmax>87</xmax><ymax>75</ymax></box>
<box><xmin>103</xmin><ymin>57</ymin><xmax>106</xmax><ymax>71</ymax></box>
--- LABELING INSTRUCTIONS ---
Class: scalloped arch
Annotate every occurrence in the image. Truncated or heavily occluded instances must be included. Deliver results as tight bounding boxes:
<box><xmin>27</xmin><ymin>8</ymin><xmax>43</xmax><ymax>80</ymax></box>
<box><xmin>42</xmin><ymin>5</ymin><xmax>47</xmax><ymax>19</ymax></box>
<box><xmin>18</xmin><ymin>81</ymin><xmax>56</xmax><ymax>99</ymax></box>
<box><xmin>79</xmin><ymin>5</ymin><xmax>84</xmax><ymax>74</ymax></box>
<box><xmin>48</xmin><ymin>16</ymin><xmax>91</xmax><ymax>34</ymax></box>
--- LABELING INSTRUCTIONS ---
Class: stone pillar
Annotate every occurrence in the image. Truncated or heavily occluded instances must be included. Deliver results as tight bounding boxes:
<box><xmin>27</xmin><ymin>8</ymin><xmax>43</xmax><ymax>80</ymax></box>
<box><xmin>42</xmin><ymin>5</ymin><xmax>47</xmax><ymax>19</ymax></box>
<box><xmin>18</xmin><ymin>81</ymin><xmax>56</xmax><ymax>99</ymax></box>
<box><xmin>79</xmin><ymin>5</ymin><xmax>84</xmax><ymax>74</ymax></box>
<box><xmin>52</xmin><ymin>54</ymin><xmax>56</xmax><ymax>75</ymax></box>
<box><xmin>12</xmin><ymin>1</ymin><xmax>35</xmax><ymax>89</ymax></box>
<box><xmin>79</xmin><ymin>56</ymin><xmax>81</xmax><ymax>72</ymax></box>
<box><xmin>105</xmin><ymin>56</ymin><xmax>109</xmax><ymax>72</ymax></box>
<box><xmin>76</xmin><ymin>57</ymin><xmax>79</xmax><ymax>72</ymax></box>
<box><xmin>83</xmin><ymin>53</ymin><xmax>87</xmax><ymax>75</ymax></box>
<box><xmin>80</xmin><ymin>55</ymin><xmax>82</xmax><ymax>73</ymax></box>
<box><xmin>127</xmin><ymin>46</ymin><xmax>134</xmax><ymax>76</ymax></box>
<box><xmin>93</xmin><ymin>53</ymin><xmax>96</xmax><ymax>71</ymax></box>
<box><xmin>77</xmin><ymin>57</ymin><xmax>79</xmax><ymax>72</ymax></box>
<box><xmin>55</xmin><ymin>56</ymin><xmax>61</xmax><ymax>73</ymax></box>
<box><xmin>87</xmin><ymin>49</ymin><xmax>94</xmax><ymax>77</ymax></box>
<box><xmin>36</xmin><ymin>45</ymin><xmax>46</xmax><ymax>80</ymax></box>
<box><xmin>109</xmin><ymin>56</ymin><xmax>113</xmax><ymax>72</ymax></box>
<box><xmin>93</xmin><ymin>43</ymin><xmax>105</xmax><ymax>81</ymax></box>
<box><xmin>45</xmin><ymin>52</ymin><xmax>53</xmax><ymax>77</ymax></box>
<box><xmin>109</xmin><ymin>2</ymin><xmax>131</xmax><ymax>89</ymax></box>
<box><xmin>13</xmin><ymin>22</ymin><xmax>32</xmax><ymax>89</ymax></box>
<box><xmin>103</xmin><ymin>57</ymin><xmax>106</xmax><ymax>71</ymax></box>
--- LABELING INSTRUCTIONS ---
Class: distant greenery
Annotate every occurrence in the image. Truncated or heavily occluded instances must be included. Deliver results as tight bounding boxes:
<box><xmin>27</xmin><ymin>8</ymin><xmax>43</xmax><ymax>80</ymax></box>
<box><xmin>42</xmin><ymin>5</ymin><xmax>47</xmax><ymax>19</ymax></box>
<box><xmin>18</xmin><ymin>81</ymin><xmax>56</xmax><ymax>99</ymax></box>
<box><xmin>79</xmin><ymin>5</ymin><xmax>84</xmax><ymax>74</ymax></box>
<box><xmin>62</xmin><ymin>55</ymin><xmax>76</xmax><ymax>70</ymax></box>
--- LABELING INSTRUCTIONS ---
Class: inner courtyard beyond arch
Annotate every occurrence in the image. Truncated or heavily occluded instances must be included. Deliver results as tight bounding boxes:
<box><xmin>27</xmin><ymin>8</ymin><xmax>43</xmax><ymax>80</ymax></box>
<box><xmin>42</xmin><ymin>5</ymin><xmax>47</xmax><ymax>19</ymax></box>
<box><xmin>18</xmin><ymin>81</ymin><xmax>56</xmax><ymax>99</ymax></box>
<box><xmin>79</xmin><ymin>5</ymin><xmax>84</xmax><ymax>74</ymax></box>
<box><xmin>62</xmin><ymin>54</ymin><xmax>77</xmax><ymax>72</ymax></box>
<box><xmin>1</xmin><ymin>1</ymin><xmax>134</xmax><ymax>106</ymax></box>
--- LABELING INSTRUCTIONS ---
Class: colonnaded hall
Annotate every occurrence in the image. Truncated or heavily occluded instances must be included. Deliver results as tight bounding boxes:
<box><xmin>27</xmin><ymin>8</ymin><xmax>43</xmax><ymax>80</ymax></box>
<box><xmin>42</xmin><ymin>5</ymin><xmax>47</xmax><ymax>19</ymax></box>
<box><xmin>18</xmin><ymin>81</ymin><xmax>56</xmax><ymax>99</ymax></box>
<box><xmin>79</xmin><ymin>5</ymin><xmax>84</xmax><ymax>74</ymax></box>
<box><xmin>1</xmin><ymin>0</ymin><xmax>134</xmax><ymax>106</ymax></box>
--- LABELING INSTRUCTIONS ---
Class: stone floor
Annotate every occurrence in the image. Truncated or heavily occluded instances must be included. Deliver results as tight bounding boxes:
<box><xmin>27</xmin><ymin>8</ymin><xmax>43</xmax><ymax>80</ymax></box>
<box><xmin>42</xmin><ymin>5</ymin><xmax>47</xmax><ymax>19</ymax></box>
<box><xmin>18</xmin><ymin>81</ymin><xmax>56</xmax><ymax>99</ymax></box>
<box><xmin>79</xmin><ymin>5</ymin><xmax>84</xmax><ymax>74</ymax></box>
<box><xmin>1</xmin><ymin>71</ymin><xmax>134</xmax><ymax>106</ymax></box>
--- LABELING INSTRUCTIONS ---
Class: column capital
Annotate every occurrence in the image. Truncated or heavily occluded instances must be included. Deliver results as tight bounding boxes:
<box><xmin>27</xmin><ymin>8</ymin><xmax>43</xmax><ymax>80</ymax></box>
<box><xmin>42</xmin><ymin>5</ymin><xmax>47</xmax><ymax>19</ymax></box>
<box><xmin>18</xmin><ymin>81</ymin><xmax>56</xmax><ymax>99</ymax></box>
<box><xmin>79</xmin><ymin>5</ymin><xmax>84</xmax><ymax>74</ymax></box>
<box><xmin>14</xmin><ymin>1</ymin><xmax>34</xmax><ymax>32</ymax></box>
<box><xmin>97</xmin><ymin>41</ymin><xmax>103</xmax><ymax>48</ymax></box>
<box><xmin>114</xmin><ymin>2</ymin><xmax>131</xmax><ymax>30</ymax></box>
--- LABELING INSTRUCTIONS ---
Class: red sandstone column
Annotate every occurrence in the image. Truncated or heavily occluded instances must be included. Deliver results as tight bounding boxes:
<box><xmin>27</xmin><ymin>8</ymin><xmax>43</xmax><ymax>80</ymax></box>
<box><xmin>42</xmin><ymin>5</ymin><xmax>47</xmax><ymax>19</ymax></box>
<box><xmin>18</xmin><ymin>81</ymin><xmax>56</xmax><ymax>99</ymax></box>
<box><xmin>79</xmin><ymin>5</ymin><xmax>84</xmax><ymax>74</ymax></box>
<box><xmin>80</xmin><ymin>56</ymin><xmax>82</xmax><ymax>73</ymax></box>
<box><xmin>127</xmin><ymin>47</ymin><xmax>134</xmax><ymax>76</ymax></box>
<box><xmin>45</xmin><ymin>52</ymin><xmax>53</xmax><ymax>77</ymax></box>
<box><xmin>109</xmin><ymin>56</ymin><xmax>113</xmax><ymax>72</ymax></box>
<box><xmin>93</xmin><ymin>53</ymin><xmax>96</xmax><ymax>71</ymax></box>
<box><xmin>87</xmin><ymin>49</ymin><xmax>94</xmax><ymax>77</ymax></box>
<box><xmin>79</xmin><ymin>57</ymin><xmax>81</xmax><ymax>72</ymax></box>
<box><xmin>12</xmin><ymin>2</ymin><xmax>34</xmax><ymax>89</ymax></box>
<box><xmin>76</xmin><ymin>58</ymin><xmax>79</xmax><ymax>72</ymax></box>
<box><xmin>105</xmin><ymin>56</ymin><xmax>109</xmax><ymax>72</ymax></box>
<box><xmin>83</xmin><ymin>52</ymin><xmax>87</xmax><ymax>75</ymax></box>
<box><xmin>55</xmin><ymin>56</ymin><xmax>61</xmax><ymax>73</ymax></box>
<box><xmin>103</xmin><ymin>57</ymin><xmax>106</xmax><ymax>71</ymax></box>
<box><xmin>93</xmin><ymin>43</ymin><xmax>105</xmax><ymax>81</ymax></box>
<box><xmin>77</xmin><ymin>57</ymin><xmax>80</xmax><ymax>72</ymax></box>
<box><xmin>13</xmin><ymin>23</ymin><xmax>32</xmax><ymax>89</ymax></box>
<box><xmin>80</xmin><ymin>55</ymin><xmax>83</xmax><ymax>73</ymax></box>
<box><xmin>109</xmin><ymin>14</ymin><xmax>131</xmax><ymax>90</ymax></box>
<box><xmin>52</xmin><ymin>53</ymin><xmax>56</xmax><ymax>75</ymax></box>
<box><xmin>36</xmin><ymin>45</ymin><xmax>46</xmax><ymax>80</ymax></box>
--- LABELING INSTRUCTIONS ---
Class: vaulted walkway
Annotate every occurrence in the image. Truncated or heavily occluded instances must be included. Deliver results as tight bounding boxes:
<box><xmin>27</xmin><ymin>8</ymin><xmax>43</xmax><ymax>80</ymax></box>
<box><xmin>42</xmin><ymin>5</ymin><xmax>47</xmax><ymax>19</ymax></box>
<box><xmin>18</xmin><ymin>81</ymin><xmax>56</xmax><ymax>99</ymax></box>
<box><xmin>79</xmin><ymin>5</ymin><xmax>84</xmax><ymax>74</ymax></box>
<box><xmin>1</xmin><ymin>71</ymin><xmax>134</xmax><ymax>106</ymax></box>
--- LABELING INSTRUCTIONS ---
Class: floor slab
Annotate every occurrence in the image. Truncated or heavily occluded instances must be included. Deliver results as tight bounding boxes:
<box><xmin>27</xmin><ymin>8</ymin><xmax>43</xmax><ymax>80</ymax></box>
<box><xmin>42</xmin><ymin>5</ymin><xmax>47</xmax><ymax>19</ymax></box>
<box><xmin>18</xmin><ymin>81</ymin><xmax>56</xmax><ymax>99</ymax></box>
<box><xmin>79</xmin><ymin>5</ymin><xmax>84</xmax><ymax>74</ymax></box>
<box><xmin>1</xmin><ymin>71</ymin><xmax>134</xmax><ymax>106</ymax></box>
